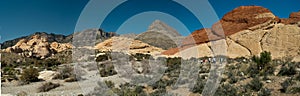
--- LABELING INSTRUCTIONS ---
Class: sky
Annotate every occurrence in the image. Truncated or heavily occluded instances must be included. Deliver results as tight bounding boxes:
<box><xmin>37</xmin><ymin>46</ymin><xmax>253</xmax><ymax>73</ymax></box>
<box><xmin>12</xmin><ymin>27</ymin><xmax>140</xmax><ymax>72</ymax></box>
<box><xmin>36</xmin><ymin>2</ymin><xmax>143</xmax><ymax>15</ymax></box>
<box><xmin>0</xmin><ymin>0</ymin><xmax>300</xmax><ymax>43</ymax></box>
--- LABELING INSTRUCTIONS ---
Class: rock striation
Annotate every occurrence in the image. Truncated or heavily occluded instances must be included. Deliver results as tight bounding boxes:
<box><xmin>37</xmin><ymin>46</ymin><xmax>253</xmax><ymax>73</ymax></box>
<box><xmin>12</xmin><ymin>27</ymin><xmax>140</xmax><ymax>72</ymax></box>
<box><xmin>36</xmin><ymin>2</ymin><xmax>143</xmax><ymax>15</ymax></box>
<box><xmin>163</xmin><ymin>6</ymin><xmax>300</xmax><ymax>59</ymax></box>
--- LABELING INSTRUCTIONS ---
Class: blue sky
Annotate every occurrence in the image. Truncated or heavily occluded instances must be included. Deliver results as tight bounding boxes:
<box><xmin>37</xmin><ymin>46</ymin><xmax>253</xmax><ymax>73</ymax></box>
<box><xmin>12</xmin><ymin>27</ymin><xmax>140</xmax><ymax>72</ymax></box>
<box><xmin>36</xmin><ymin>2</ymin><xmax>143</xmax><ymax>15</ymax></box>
<box><xmin>0</xmin><ymin>0</ymin><xmax>300</xmax><ymax>43</ymax></box>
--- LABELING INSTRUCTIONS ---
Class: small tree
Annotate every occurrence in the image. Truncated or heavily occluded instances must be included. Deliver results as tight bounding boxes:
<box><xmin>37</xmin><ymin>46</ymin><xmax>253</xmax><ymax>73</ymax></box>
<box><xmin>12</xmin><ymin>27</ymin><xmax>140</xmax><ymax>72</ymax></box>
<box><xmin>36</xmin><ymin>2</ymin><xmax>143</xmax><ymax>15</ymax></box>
<box><xmin>252</xmin><ymin>51</ymin><xmax>272</xmax><ymax>70</ymax></box>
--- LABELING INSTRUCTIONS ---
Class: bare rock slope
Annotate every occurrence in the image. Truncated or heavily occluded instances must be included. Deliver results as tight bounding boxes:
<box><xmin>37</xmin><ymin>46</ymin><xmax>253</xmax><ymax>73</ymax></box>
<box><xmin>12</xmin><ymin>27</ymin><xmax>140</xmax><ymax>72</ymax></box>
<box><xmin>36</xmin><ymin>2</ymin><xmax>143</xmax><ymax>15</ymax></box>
<box><xmin>163</xmin><ymin>6</ymin><xmax>300</xmax><ymax>59</ymax></box>
<box><xmin>95</xmin><ymin>36</ymin><xmax>165</xmax><ymax>55</ymax></box>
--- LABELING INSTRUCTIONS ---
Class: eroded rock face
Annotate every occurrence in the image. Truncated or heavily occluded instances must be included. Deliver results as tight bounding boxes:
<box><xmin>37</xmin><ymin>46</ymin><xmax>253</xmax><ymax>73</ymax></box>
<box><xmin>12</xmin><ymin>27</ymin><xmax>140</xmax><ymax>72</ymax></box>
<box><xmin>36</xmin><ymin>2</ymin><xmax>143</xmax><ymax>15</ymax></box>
<box><xmin>212</xmin><ymin>6</ymin><xmax>277</xmax><ymax>36</ymax></box>
<box><xmin>281</xmin><ymin>11</ymin><xmax>300</xmax><ymax>25</ymax></box>
<box><xmin>4</xmin><ymin>34</ymin><xmax>72</xmax><ymax>59</ymax></box>
<box><xmin>95</xmin><ymin>37</ymin><xmax>165</xmax><ymax>56</ymax></box>
<box><xmin>182</xmin><ymin>28</ymin><xmax>222</xmax><ymax>46</ymax></box>
<box><xmin>165</xmin><ymin>24</ymin><xmax>300</xmax><ymax>59</ymax></box>
<box><xmin>261</xmin><ymin>24</ymin><xmax>300</xmax><ymax>58</ymax></box>
<box><xmin>163</xmin><ymin>6</ymin><xmax>300</xmax><ymax>59</ymax></box>
<box><xmin>50</xmin><ymin>42</ymin><xmax>73</xmax><ymax>53</ymax></box>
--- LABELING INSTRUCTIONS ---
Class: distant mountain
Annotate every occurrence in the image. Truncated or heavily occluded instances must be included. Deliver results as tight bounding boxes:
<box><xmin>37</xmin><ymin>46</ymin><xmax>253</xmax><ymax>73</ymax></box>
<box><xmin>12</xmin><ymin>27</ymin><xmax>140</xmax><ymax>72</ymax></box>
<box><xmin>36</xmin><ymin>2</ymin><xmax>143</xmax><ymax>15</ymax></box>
<box><xmin>163</xmin><ymin>6</ymin><xmax>300</xmax><ymax>60</ymax></box>
<box><xmin>135</xmin><ymin>20</ymin><xmax>185</xmax><ymax>50</ymax></box>
<box><xmin>1</xmin><ymin>29</ymin><xmax>117</xmax><ymax>59</ymax></box>
<box><xmin>1</xmin><ymin>32</ymin><xmax>71</xmax><ymax>49</ymax></box>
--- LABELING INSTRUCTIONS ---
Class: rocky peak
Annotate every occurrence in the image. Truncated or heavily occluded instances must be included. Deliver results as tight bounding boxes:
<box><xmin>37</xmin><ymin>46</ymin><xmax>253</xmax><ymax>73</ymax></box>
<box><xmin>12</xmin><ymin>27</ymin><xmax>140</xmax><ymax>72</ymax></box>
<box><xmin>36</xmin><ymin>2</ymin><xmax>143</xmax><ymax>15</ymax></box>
<box><xmin>135</xmin><ymin>20</ymin><xmax>184</xmax><ymax>50</ymax></box>
<box><xmin>147</xmin><ymin>20</ymin><xmax>181</xmax><ymax>37</ymax></box>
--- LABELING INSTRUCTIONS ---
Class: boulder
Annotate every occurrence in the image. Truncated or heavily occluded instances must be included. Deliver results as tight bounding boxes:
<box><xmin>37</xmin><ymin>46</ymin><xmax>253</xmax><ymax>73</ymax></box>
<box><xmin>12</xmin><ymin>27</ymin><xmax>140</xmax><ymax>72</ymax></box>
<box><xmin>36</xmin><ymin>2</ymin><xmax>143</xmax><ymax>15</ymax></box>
<box><xmin>38</xmin><ymin>70</ymin><xmax>59</xmax><ymax>81</ymax></box>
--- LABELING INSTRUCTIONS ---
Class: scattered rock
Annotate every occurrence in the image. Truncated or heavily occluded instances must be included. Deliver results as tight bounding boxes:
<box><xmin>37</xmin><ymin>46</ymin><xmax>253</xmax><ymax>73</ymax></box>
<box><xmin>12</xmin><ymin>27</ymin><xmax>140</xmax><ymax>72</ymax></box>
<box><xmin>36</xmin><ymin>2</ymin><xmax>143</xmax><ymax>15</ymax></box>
<box><xmin>38</xmin><ymin>71</ymin><xmax>59</xmax><ymax>81</ymax></box>
<box><xmin>266</xmin><ymin>80</ymin><xmax>272</xmax><ymax>83</ymax></box>
<box><xmin>15</xmin><ymin>91</ymin><xmax>27</xmax><ymax>96</ymax></box>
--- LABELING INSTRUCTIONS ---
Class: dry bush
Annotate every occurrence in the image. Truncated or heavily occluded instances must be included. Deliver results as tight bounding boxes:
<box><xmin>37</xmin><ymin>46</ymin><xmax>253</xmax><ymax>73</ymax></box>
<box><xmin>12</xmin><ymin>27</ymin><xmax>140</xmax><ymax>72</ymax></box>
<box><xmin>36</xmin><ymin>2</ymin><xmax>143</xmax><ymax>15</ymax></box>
<box><xmin>38</xmin><ymin>82</ymin><xmax>60</xmax><ymax>92</ymax></box>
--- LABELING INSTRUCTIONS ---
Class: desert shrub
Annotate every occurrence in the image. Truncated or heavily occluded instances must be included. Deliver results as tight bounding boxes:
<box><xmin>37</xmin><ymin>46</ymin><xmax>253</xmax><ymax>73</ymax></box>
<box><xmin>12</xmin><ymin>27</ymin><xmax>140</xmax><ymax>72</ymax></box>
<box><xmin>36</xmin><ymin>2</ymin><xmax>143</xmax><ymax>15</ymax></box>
<box><xmin>252</xmin><ymin>51</ymin><xmax>272</xmax><ymax>70</ymax></box>
<box><xmin>134</xmin><ymin>86</ymin><xmax>144</xmax><ymax>94</ymax></box>
<box><xmin>132</xmin><ymin>53</ymin><xmax>151</xmax><ymax>61</ymax></box>
<box><xmin>247</xmin><ymin>77</ymin><xmax>263</xmax><ymax>91</ymax></box>
<box><xmin>278</xmin><ymin>64</ymin><xmax>296</xmax><ymax>76</ymax></box>
<box><xmin>38</xmin><ymin>82</ymin><xmax>60</xmax><ymax>92</ymax></box>
<box><xmin>16</xmin><ymin>91</ymin><xmax>28</xmax><ymax>96</ymax></box>
<box><xmin>104</xmin><ymin>80</ymin><xmax>114</xmax><ymax>88</ymax></box>
<box><xmin>246</xmin><ymin>63</ymin><xmax>260</xmax><ymax>78</ymax></box>
<box><xmin>287</xmin><ymin>87</ymin><xmax>300</xmax><ymax>93</ymax></box>
<box><xmin>258</xmin><ymin>88</ymin><xmax>271</xmax><ymax>96</ymax></box>
<box><xmin>20</xmin><ymin>66</ymin><xmax>40</xmax><ymax>83</ymax></box>
<box><xmin>190</xmin><ymin>77</ymin><xmax>206</xmax><ymax>93</ymax></box>
<box><xmin>227</xmin><ymin>71</ymin><xmax>238</xmax><ymax>84</ymax></box>
<box><xmin>2</xmin><ymin>66</ymin><xmax>16</xmax><ymax>75</ymax></box>
<box><xmin>214</xmin><ymin>84</ymin><xmax>237</xmax><ymax>96</ymax></box>
<box><xmin>44</xmin><ymin>59</ymin><xmax>61</xmax><ymax>68</ymax></box>
<box><xmin>150</xmin><ymin>88</ymin><xmax>166</xmax><ymax>96</ymax></box>
<box><xmin>281</xmin><ymin>78</ymin><xmax>294</xmax><ymax>93</ymax></box>
<box><xmin>99</xmin><ymin>63</ymin><xmax>117</xmax><ymax>77</ymax></box>
<box><xmin>57</xmin><ymin>65</ymin><xmax>75</xmax><ymax>80</ymax></box>
<box><xmin>295</xmin><ymin>74</ymin><xmax>300</xmax><ymax>81</ymax></box>
<box><xmin>152</xmin><ymin>80</ymin><xmax>168</xmax><ymax>89</ymax></box>
<box><xmin>96</xmin><ymin>54</ymin><xmax>110</xmax><ymax>62</ymax></box>
<box><xmin>114</xmin><ymin>83</ymin><xmax>147</xmax><ymax>96</ymax></box>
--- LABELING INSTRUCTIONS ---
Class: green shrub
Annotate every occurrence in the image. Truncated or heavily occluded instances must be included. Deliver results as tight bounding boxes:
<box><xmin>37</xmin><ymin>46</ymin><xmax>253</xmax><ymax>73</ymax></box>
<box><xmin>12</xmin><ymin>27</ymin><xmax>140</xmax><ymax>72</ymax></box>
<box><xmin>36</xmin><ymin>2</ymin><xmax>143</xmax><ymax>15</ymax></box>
<box><xmin>287</xmin><ymin>87</ymin><xmax>300</xmax><ymax>93</ymax></box>
<box><xmin>247</xmin><ymin>77</ymin><xmax>263</xmax><ymax>91</ymax></box>
<box><xmin>96</xmin><ymin>54</ymin><xmax>110</xmax><ymax>62</ymax></box>
<box><xmin>150</xmin><ymin>88</ymin><xmax>166</xmax><ymax>96</ymax></box>
<box><xmin>133</xmin><ymin>53</ymin><xmax>151</xmax><ymax>61</ymax></box>
<box><xmin>258</xmin><ymin>88</ymin><xmax>271</xmax><ymax>96</ymax></box>
<box><xmin>38</xmin><ymin>82</ymin><xmax>60</xmax><ymax>92</ymax></box>
<box><xmin>278</xmin><ymin>65</ymin><xmax>296</xmax><ymax>76</ymax></box>
<box><xmin>20</xmin><ymin>66</ymin><xmax>40</xmax><ymax>83</ymax></box>
<box><xmin>281</xmin><ymin>78</ymin><xmax>293</xmax><ymax>93</ymax></box>
<box><xmin>104</xmin><ymin>80</ymin><xmax>114</xmax><ymax>88</ymax></box>
<box><xmin>214</xmin><ymin>84</ymin><xmax>237</xmax><ymax>96</ymax></box>
<box><xmin>57</xmin><ymin>65</ymin><xmax>75</xmax><ymax>80</ymax></box>
<box><xmin>190</xmin><ymin>77</ymin><xmax>206</xmax><ymax>93</ymax></box>
<box><xmin>246</xmin><ymin>63</ymin><xmax>260</xmax><ymax>78</ymax></box>
<box><xmin>252</xmin><ymin>51</ymin><xmax>272</xmax><ymax>70</ymax></box>
<box><xmin>44</xmin><ymin>59</ymin><xmax>61</xmax><ymax>68</ymax></box>
<box><xmin>295</xmin><ymin>74</ymin><xmax>300</xmax><ymax>81</ymax></box>
<box><xmin>99</xmin><ymin>63</ymin><xmax>117</xmax><ymax>77</ymax></box>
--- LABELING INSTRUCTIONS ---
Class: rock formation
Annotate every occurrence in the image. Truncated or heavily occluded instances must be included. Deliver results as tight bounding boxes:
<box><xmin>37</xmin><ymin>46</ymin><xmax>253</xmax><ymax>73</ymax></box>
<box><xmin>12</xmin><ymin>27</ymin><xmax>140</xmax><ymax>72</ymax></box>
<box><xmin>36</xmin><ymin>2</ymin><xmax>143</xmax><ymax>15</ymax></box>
<box><xmin>135</xmin><ymin>20</ymin><xmax>185</xmax><ymax>50</ymax></box>
<box><xmin>281</xmin><ymin>11</ymin><xmax>300</xmax><ymax>25</ymax></box>
<box><xmin>95</xmin><ymin>36</ymin><xmax>165</xmax><ymax>56</ymax></box>
<box><xmin>163</xmin><ymin>6</ymin><xmax>300</xmax><ymax>59</ymax></box>
<box><xmin>3</xmin><ymin>33</ymin><xmax>73</xmax><ymax>59</ymax></box>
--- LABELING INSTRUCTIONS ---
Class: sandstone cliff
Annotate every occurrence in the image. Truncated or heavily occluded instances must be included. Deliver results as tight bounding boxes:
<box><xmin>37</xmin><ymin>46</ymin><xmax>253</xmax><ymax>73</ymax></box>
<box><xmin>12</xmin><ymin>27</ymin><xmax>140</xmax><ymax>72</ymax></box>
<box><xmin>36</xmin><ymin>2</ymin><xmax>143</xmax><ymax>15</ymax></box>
<box><xmin>163</xmin><ymin>6</ymin><xmax>300</xmax><ymax>59</ymax></box>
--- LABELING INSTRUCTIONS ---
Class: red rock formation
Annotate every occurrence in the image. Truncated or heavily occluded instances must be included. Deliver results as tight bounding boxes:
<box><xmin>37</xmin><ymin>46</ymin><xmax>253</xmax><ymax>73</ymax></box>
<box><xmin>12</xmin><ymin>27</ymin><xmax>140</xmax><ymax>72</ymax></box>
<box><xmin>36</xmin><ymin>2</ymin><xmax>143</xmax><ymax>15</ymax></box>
<box><xmin>212</xmin><ymin>6</ymin><xmax>277</xmax><ymax>36</ymax></box>
<box><xmin>163</xmin><ymin>6</ymin><xmax>279</xmax><ymax>55</ymax></box>
<box><xmin>281</xmin><ymin>11</ymin><xmax>300</xmax><ymax>24</ymax></box>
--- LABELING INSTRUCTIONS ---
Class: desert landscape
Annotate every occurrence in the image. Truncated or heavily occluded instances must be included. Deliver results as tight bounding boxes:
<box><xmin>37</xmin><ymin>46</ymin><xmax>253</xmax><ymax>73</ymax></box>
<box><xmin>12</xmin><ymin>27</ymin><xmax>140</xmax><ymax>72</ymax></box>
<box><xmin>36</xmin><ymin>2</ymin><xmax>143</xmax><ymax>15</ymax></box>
<box><xmin>1</xmin><ymin>5</ymin><xmax>300</xmax><ymax>96</ymax></box>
